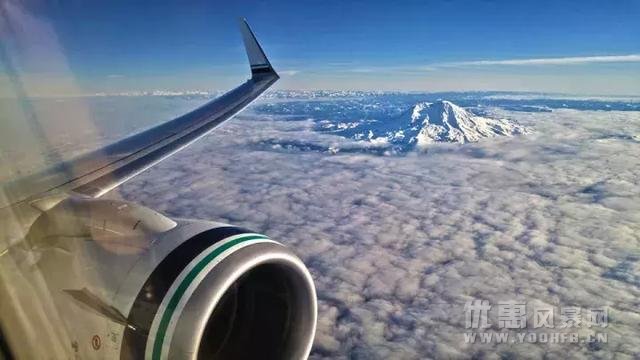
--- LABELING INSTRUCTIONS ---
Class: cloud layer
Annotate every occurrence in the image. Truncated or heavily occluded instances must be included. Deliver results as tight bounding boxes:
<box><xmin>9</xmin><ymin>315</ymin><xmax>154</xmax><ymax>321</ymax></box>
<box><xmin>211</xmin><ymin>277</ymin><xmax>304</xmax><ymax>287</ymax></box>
<box><xmin>111</xmin><ymin>98</ymin><xmax>640</xmax><ymax>359</ymax></box>
<box><xmin>434</xmin><ymin>54</ymin><xmax>640</xmax><ymax>68</ymax></box>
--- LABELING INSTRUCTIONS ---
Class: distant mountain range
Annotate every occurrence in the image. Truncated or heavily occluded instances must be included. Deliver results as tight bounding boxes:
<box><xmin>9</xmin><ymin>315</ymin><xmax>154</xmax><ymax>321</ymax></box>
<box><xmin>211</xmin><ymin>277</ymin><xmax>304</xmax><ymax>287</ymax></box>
<box><xmin>325</xmin><ymin>100</ymin><xmax>530</xmax><ymax>151</ymax></box>
<box><xmin>84</xmin><ymin>89</ymin><xmax>640</xmax><ymax>102</ymax></box>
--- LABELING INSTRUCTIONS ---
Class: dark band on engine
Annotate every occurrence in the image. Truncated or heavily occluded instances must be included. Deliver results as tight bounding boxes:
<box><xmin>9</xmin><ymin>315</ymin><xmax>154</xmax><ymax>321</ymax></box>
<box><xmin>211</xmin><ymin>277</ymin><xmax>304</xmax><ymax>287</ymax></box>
<box><xmin>120</xmin><ymin>226</ymin><xmax>251</xmax><ymax>360</ymax></box>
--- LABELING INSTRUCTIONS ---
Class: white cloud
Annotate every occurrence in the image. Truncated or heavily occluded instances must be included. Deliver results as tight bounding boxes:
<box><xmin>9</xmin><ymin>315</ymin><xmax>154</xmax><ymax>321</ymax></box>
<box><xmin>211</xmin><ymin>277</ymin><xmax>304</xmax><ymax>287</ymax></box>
<box><xmin>424</xmin><ymin>54</ymin><xmax>640</xmax><ymax>69</ymax></box>
<box><xmin>342</xmin><ymin>54</ymin><xmax>640</xmax><ymax>73</ymax></box>
<box><xmin>103</xmin><ymin>99</ymin><xmax>640</xmax><ymax>359</ymax></box>
<box><xmin>279</xmin><ymin>70</ymin><xmax>301</xmax><ymax>76</ymax></box>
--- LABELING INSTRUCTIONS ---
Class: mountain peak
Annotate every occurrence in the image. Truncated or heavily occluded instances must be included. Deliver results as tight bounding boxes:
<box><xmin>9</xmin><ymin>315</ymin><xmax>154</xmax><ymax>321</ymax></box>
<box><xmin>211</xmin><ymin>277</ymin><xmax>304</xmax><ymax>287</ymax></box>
<box><xmin>397</xmin><ymin>100</ymin><xmax>530</xmax><ymax>148</ymax></box>
<box><xmin>303</xmin><ymin>99</ymin><xmax>531</xmax><ymax>153</ymax></box>
<box><xmin>411</xmin><ymin>100</ymin><xmax>462</xmax><ymax>121</ymax></box>
<box><xmin>408</xmin><ymin>100</ymin><xmax>529</xmax><ymax>146</ymax></box>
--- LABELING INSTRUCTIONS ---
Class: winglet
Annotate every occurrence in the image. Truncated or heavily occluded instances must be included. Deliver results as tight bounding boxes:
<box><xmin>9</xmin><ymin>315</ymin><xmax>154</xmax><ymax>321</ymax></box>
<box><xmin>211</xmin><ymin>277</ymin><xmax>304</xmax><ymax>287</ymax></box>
<box><xmin>239</xmin><ymin>18</ymin><xmax>278</xmax><ymax>78</ymax></box>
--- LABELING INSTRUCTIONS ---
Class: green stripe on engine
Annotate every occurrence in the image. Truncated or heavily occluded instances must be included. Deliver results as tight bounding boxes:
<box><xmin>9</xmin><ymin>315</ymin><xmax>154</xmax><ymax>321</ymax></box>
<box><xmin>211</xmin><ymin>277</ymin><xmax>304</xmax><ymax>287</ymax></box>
<box><xmin>151</xmin><ymin>234</ymin><xmax>268</xmax><ymax>360</ymax></box>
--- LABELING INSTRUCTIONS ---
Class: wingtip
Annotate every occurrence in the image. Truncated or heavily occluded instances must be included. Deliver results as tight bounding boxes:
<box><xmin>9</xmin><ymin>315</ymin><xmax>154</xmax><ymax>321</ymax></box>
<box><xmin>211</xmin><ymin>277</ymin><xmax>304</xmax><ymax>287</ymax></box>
<box><xmin>238</xmin><ymin>18</ymin><xmax>278</xmax><ymax>78</ymax></box>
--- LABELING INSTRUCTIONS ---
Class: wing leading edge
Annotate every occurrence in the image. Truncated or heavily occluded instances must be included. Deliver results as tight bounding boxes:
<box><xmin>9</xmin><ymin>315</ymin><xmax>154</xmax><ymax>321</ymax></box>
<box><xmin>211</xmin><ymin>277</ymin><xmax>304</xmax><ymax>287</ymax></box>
<box><xmin>1</xmin><ymin>19</ymin><xmax>278</xmax><ymax>208</ymax></box>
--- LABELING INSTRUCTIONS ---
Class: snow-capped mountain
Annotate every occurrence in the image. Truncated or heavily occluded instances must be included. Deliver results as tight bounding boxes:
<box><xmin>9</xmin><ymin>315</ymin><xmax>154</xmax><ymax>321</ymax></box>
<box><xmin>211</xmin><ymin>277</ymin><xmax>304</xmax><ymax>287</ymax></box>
<box><xmin>408</xmin><ymin>100</ymin><xmax>530</xmax><ymax>147</ymax></box>
<box><xmin>255</xmin><ymin>97</ymin><xmax>534</xmax><ymax>154</ymax></box>
<box><xmin>344</xmin><ymin>100</ymin><xmax>530</xmax><ymax>151</ymax></box>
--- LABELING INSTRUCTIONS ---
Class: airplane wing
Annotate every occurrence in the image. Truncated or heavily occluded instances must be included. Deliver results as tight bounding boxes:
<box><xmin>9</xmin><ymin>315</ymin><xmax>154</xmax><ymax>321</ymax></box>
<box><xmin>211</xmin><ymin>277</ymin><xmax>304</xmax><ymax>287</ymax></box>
<box><xmin>0</xmin><ymin>18</ymin><xmax>316</xmax><ymax>360</ymax></box>
<box><xmin>0</xmin><ymin>19</ymin><xmax>278</xmax><ymax>209</ymax></box>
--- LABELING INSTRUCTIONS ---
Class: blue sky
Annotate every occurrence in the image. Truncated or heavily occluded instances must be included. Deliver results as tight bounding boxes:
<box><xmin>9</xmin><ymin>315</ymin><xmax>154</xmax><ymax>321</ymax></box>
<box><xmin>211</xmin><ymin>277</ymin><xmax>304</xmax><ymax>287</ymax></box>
<box><xmin>2</xmin><ymin>0</ymin><xmax>640</xmax><ymax>94</ymax></box>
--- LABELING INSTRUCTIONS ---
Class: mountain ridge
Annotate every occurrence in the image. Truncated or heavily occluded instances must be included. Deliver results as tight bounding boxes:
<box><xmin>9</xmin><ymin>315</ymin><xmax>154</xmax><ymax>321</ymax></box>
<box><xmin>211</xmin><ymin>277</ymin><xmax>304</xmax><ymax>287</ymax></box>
<box><xmin>408</xmin><ymin>100</ymin><xmax>530</xmax><ymax>147</ymax></box>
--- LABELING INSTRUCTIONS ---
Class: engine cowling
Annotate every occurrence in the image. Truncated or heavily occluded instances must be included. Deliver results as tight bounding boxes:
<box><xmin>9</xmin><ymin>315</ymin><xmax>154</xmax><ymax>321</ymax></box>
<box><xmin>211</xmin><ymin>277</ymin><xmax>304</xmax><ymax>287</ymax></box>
<box><xmin>18</xmin><ymin>196</ymin><xmax>317</xmax><ymax>359</ymax></box>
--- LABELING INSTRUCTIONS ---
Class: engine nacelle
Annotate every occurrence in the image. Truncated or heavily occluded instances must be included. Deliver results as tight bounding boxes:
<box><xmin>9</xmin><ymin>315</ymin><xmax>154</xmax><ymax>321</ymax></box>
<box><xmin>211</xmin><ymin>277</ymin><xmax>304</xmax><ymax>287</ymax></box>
<box><xmin>17</xmin><ymin>196</ymin><xmax>317</xmax><ymax>359</ymax></box>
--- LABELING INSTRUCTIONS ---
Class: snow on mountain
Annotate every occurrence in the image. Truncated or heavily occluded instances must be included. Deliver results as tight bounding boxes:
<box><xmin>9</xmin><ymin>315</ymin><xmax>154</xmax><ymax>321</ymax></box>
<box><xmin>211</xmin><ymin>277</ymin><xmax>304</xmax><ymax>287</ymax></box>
<box><xmin>275</xmin><ymin>99</ymin><xmax>534</xmax><ymax>153</ymax></box>
<box><xmin>250</xmin><ymin>96</ymin><xmax>537</xmax><ymax>154</ymax></box>
<box><xmin>408</xmin><ymin>100</ymin><xmax>530</xmax><ymax>147</ymax></box>
<box><xmin>341</xmin><ymin>100</ymin><xmax>531</xmax><ymax>152</ymax></box>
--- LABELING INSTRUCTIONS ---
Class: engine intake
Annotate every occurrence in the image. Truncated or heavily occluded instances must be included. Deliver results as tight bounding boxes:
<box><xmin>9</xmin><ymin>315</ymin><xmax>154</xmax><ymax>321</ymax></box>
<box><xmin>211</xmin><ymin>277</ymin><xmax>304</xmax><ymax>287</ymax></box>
<box><xmin>177</xmin><ymin>243</ymin><xmax>316</xmax><ymax>360</ymax></box>
<box><xmin>121</xmin><ymin>226</ymin><xmax>317</xmax><ymax>360</ymax></box>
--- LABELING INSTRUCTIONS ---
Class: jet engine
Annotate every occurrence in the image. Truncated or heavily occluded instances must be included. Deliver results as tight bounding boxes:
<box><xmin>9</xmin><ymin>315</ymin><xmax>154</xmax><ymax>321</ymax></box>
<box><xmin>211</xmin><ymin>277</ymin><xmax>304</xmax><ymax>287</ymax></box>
<box><xmin>16</xmin><ymin>196</ymin><xmax>317</xmax><ymax>359</ymax></box>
